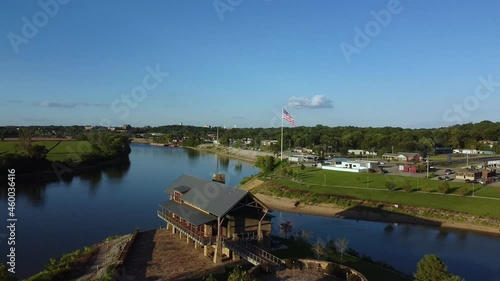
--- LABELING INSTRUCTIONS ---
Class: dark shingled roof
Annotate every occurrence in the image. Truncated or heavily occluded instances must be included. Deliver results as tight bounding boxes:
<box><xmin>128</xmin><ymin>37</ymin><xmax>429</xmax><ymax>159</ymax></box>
<box><xmin>160</xmin><ymin>200</ymin><xmax>216</xmax><ymax>226</ymax></box>
<box><xmin>164</xmin><ymin>174</ymin><xmax>248</xmax><ymax>218</ymax></box>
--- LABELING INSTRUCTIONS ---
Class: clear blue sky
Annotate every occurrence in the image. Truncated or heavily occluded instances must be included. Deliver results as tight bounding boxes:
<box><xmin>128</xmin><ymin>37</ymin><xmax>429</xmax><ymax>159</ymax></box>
<box><xmin>1</xmin><ymin>0</ymin><xmax>499</xmax><ymax>128</ymax></box>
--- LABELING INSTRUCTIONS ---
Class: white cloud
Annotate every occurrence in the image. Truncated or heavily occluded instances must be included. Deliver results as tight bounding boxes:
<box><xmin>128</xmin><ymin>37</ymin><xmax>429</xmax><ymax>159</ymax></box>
<box><xmin>34</xmin><ymin>101</ymin><xmax>107</xmax><ymax>108</ymax></box>
<box><xmin>36</xmin><ymin>101</ymin><xmax>77</xmax><ymax>108</ymax></box>
<box><xmin>288</xmin><ymin>95</ymin><xmax>333</xmax><ymax>109</ymax></box>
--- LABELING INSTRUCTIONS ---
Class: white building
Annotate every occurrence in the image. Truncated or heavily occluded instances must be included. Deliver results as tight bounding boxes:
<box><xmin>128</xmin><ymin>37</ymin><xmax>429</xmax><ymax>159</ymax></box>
<box><xmin>289</xmin><ymin>155</ymin><xmax>318</xmax><ymax>163</ymax></box>
<box><xmin>487</xmin><ymin>160</ymin><xmax>500</xmax><ymax>167</ymax></box>
<box><xmin>348</xmin><ymin>149</ymin><xmax>377</xmax><ymax>155</ymax></box>
<box><xmin>321</xmin><ymin>160</ymin><xmax>369</xmax><ymax>173</ymax></box>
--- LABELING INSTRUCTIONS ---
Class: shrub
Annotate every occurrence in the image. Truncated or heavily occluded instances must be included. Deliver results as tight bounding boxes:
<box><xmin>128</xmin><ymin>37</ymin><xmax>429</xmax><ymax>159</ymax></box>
<box><xmin>402</xmin><ymin>180</ymin><xmax>412</xmax><ymax>193</ymax></box>
<box><xmin>385</xmin><ymin>180</ymin><xmax>396</xmax><ymax>192</ymax></box>
<box><xmin>437</xmin><ymin>182</ymin><xmax>450</xmax><ymax>195</ymax></box>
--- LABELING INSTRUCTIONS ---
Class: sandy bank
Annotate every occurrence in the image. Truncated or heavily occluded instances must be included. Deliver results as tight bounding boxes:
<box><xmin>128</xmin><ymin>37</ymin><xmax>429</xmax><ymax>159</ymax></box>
<box><xmin>255</xmin><ymin>193</ymin><xmax>500</xmax><ymax>235</ymax></box>
<box><xmin>239</xmin><ymin>178</ymin><xmax>500</xmax><ymax>236</ymax></box>
<box><xmin>191</xmin><ymin>144</ymin><xmax>275</xmax><ymax>164</ymax></box>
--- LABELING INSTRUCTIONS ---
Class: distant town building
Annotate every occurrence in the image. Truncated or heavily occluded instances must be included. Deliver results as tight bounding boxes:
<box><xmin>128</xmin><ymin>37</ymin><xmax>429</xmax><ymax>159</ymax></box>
<box><xmin>348</xmin><ymin>149</ymin><xmax>377</xmax><ymax>155</ymax></box>
<box><xmin>260</xmin><ymin>140</ymin><xmax>278</xmax><ymax>146</ymax></box>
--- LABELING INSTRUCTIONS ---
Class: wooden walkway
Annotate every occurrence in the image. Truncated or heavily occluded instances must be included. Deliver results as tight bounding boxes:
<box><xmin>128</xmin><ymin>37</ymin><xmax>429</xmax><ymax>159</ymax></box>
<box><xmin>223</xmin><ymin>239</ymin><xmax>284</xmax><ymax>266</ymax></box>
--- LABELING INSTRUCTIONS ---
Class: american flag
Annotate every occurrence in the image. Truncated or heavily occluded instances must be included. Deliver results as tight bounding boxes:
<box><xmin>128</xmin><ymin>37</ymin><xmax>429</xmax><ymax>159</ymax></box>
<box><xmin>282</xmin><ymin>108</ymin><xmax>295</xmax><ymax>126</ymax></box>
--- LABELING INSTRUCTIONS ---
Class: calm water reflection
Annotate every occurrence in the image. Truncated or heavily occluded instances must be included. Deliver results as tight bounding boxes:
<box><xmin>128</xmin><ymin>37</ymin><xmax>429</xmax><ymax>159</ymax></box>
<box><xmin>0</xmin><ymin>144</ymin><xmax>499</xmax><ymax>280</ymax></box>
<box><xmin>272</xmin><ymin>212</ymin><xmax>500</xmax><ymax>281</ymax></box>
<box><xmin>0</xmin><ymin>144</ymin><xmax>258</xmax><ymax>278</ymax></box>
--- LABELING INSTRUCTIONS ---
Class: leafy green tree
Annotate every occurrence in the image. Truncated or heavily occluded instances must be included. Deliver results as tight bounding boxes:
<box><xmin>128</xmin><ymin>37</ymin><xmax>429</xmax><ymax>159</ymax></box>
<box><xmin>438</xmin><ymin>182</ymin><xmax>450</xmax><ymax>195</ymax></box>
<box><xmin>300</xmin><ymin>163</ymin><xmax>305</xmax><ymax>170</ymax></box>
<box><xmin>421</xmin><ymin>183</ymin><xmax>432</xmax><ymax>194</ymax></box>
<box><xmin>255</xmin><ymin>156</ymin><xmax>275</xmax><ymax>174</ymax></box>
<box><xmin>403</xmin><ymin>179</ymin><xmax>413</xmax><ymax>193</ymax></box>
<box><xmin>457</xmin><ymin>186</ymin><xmax>469</xmax><ymax>197</ymax></box>
<box><xmin>414</xmin><ymin>254</ymin><xmax>464</xmax><ymax>281</ymax></box>
<box><xmin>270</xmin><ymin>143</ymin><xmax>281</xmax><ymax>157</ymax></box>
<box><xmin>18</xmin><ymin>128</ymin><xmax>34</xmax><ymax>156</ymax></box>
<box><xmin>385</xmin><ymin>180</ymin><xmax>396</xmax><ymax>192</ymax></box>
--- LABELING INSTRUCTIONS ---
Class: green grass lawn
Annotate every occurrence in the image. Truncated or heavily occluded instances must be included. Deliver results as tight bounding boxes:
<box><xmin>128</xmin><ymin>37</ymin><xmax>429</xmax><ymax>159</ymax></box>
<box><xmin>266</xmin><ymin>167</ymin><xmax>500</xmax><ymax>219</ymax></box>
<box><xmin>46</xmin><ymin>141</ymin><xmax>92</xmax><ymax>161</ymax></box>
<box><xmin>273</xmin><ymin>237</ymin><xmax>411</xmax><ymax>281</ymax></box>
<box><xmin>0</xmin><ymin>141</ymin><xmax>19</xmax><ymax>154</ymax></box>
<box><xmin>0</xmin><ymin>140</ymin><xmax>92</xmax><ymax>161</ymax></box>
<box><xmin>428</xmin><ymin>154</ymin><xmax>493</xmax><ymax>161</ymax></box>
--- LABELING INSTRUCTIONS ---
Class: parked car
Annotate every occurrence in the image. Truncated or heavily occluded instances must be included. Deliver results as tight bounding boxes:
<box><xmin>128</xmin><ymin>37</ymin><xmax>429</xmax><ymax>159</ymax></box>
<box><xmin>488</xmin><ymin>176</ymin><xmax>498</xmax><ymax>182</ymax></box>
<box><xmin>477</xmin><ymin>179</ymin><xmax>487</xmax><ymax>185</ymax></box>
<box><xmin>445</xmin><ymin>169</ymin><xmax>454</xmax><ymax>175</ymax></box>
<box><xmin>438</xmin><ymin>176</ymin><xmax>444</xmax><ymax>180</ymax></box>
<box><xmin>445</xmin><ymin>176</ymin><xmax>453</xmax><ymax>181</ymax></box>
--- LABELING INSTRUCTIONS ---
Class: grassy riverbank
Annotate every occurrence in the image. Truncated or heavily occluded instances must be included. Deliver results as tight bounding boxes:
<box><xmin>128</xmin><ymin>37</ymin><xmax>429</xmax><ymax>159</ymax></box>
<box><xmin>0</xmin><ymin>140</ymin><xmax>93</xmax><ymax>161</ymax></box>
<box><xmin>240</xmin><ymin>161</ymin><xmax>500</xmax><ymax>234</ymax></box>
<box><xmin>0</xmin><ymin>133</ymin><xmax>131</xmax><ymax>180</ymax></box>
<box><xmin>264</xmin><ymin>166</ymin><xmax>500</xmax><ymax>218</ymax></box>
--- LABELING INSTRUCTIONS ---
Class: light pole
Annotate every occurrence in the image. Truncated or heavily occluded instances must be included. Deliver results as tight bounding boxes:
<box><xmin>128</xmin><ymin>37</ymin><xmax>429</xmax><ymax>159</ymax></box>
<box><xmin>426</xmin><ymin>158</ymin><xmax>429</xmax><ymax>178</ymax></box>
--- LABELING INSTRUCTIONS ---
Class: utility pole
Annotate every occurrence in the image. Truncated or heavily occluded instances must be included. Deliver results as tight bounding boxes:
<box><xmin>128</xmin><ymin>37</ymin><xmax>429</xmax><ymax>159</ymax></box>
<box><xmin>425</xmin><ymin>157</ymin><xmax>429</xmax><ymax>178</ymax></box>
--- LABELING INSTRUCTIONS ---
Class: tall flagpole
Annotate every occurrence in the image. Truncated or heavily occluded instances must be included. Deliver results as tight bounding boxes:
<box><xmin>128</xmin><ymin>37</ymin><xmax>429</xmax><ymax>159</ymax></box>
<box><xmin>281</xmin><ymin>108</ymin><xmax>284</xmax><ymax>161</ymax></box>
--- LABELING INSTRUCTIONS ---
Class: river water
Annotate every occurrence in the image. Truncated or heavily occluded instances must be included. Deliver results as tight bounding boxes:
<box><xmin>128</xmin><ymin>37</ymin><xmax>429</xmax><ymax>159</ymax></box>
<box><xmin>1</xmin><ymin>144</ymin><xmax>499</xmax><ymax>280</ymax></box>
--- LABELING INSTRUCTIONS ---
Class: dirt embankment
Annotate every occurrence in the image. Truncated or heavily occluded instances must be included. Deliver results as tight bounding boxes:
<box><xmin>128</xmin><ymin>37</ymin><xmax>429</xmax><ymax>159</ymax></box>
<box><xmin>192</xmin><ymin>144</ymin><xmax>275</xmax><ymax>164</ymax></box>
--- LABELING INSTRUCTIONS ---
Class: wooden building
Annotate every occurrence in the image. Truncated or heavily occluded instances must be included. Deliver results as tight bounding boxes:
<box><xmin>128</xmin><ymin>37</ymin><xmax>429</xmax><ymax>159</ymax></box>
<box><xmin>157</xmin><ymin>174</ymin><xmax>274</xmax><ymax>264</ymax></box>
<box><xmin>456</xmin><ymin>169</ymin><xmax>482</xmax><ymax>181</ymax></box>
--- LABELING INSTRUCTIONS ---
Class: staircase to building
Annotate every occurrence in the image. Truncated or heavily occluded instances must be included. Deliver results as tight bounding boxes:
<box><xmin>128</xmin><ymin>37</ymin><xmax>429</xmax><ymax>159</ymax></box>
<box><xmin>223</xmin><ymin>239</ymin><xmax>283</xmax><ymax>266</ymax></box>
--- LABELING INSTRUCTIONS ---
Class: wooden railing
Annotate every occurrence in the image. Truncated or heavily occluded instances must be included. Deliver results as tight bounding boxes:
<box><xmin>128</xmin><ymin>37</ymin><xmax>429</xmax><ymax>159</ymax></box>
<box><xmin>235</xmin><ymin>231</ymin><xmax>259</xmax><ymax>241</ymax></box>
<box><xmin>223</xmin><ymin>240</ymin><xmax>267</xmax><ymax>266</ymax></box>
<box><xmin>223</xmin><ymin>239</ymin><xmax>283</xmax><ymax>266</ymax></box>
<box><xmin>237</xmin><ymin>240</ymin><xmax>284</xmax><ymax>266</ymax></box>
<box><xmin>157</xmin><ymin>210</ymin><xmax>216</xmax><ymax>246</ymax></box>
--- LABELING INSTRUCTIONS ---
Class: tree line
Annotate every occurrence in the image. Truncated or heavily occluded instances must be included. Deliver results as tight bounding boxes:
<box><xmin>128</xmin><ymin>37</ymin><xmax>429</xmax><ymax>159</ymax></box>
<box><xmin>3</xmin><ymin>120</ymin><xmax>500</xmax><ymax>156</ymax></box>
<box><xmin>137</xmin><ymin>121</ymin><xmax>500</xmax><ymax>155</ymax></box>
